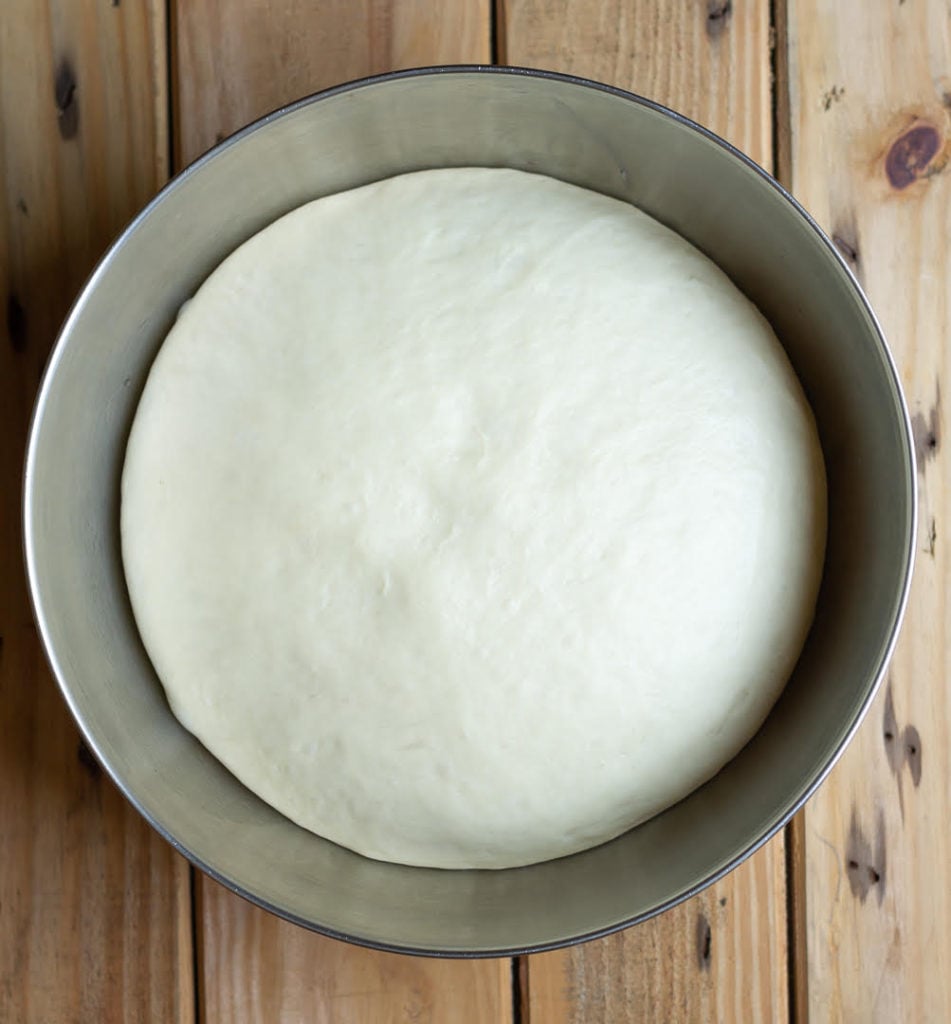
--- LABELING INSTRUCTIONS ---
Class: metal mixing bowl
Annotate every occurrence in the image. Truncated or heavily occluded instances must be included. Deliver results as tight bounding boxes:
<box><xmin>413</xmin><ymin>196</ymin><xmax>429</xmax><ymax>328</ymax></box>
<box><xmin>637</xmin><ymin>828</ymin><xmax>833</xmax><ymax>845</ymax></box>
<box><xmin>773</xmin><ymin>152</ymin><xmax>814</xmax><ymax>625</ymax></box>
<box><xmin>24</xmin><ymin>67</ymin><xmax>916</xmax><ymax>955</ymax></box>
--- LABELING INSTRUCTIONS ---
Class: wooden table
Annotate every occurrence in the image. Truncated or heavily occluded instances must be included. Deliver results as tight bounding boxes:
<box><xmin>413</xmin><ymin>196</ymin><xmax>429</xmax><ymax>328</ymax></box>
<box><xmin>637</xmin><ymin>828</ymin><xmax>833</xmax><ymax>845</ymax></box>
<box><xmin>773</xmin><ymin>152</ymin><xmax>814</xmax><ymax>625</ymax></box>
<box><xmin>2</xmin><ymin>2</ymin><xmax>948</xmax><ymax>1021</ymax></box>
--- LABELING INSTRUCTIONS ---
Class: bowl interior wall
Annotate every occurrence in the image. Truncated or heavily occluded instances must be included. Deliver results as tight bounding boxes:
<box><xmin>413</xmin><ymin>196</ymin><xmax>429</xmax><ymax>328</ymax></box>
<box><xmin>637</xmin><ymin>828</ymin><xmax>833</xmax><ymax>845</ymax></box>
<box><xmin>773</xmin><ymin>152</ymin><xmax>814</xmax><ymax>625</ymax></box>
<box><xmin>25</xmin><ymin>70</ymin><xmax>914</xmax><ymax>954</ymax></box>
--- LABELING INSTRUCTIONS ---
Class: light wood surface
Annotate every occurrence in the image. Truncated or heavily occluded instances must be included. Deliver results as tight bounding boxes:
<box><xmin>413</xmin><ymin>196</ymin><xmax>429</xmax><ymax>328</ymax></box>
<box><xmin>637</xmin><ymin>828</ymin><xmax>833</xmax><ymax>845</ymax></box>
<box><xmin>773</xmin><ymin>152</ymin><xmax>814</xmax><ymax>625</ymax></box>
<box><xmin>786</xmin><ymin>1</ymin><xmax>951</xmax><ymax>1020</ymax></box>
<box><xmin>0</xmin><ymin>3</ymin><xmax>193</xmax><ymax>1023</ymax></box>
<box><xmin>198</xmin><ymin>876</ymin><xmax>512</xmax><ymax>1024</ymax></box>
<box><xmin>3</xmin><ymin>1</ymin><xmax>950</xmax><ymax>1021</ymax></box>
<box><xmin>501</xmin><ymin>2</ymin><xmax>788</xmax><ymax>1019</ymax></box>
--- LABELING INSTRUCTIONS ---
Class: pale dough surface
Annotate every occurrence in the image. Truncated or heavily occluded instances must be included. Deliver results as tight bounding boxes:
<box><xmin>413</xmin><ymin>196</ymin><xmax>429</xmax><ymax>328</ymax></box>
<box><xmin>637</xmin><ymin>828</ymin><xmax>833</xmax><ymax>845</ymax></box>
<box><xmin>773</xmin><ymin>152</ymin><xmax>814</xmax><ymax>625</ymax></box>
<box><xmin>122</xmin><ymin>168</ymin><xmax>826</xmax><ymax>869</ymax></box>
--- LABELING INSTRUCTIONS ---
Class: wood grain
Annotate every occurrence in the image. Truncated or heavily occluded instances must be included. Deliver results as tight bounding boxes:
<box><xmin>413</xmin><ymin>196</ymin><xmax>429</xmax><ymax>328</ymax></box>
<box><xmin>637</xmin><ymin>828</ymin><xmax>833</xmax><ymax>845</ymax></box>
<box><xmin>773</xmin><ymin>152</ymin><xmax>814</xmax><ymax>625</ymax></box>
<box><xmin>0</xmin><ymin>2</ymin><xmax>193</xmax><ymax>1023</ymax></box>
<box><xmin>172</xmin><ymin>4</ymin><xmax>509</xmax><ymax>1020</ymax></box>
<box><xmin>173</xmin><ymin>0</ymin><xmax>491</xmax><ymax>167</ymax></box>
<box><xmin>785</xmin><ymin>1</ymin><xmax>951</xmax><ymax>1019</ymax></box>
<box><xmin>501</xmin><ymin>2</ymin><xmax>788</xmax><ymax>1020</ymax></box>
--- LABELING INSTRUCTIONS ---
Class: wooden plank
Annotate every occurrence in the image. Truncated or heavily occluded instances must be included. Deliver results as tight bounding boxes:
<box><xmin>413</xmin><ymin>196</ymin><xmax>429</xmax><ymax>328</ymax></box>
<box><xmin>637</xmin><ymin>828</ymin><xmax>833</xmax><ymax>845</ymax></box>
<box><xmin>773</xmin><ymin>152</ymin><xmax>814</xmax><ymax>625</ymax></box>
<box><xmin>198</xmin><ymin>876</ymin><xmax>512</xmax><ymax>1023</ymax></box>
<box><xmin>0</xmin><ymin>3</ymin><xmax>194</xmax><ymax>1023</ymax></box>
<box><xmin>785</xmin><ymin>1</ymin><xmax>951</xmax><ymax>1019</ymax></box>
<box><xmin>171</xmin><ymin>4</ymin><xmax>510</xmax><ymax>1021</ymax></box>
<box><xmin>501</xmin><ymin>2</ymin><xmax>788</xmax><ymax>1020</ymax></box>
<box><xmin>499</xmin><ymin>0</ymin><xmax>773</xmax><ymax>166</ymax></box>
<box><xmin>173</xmin><ymin>0</ymin><xmax>492</xmax><ymax>166</ymax></box>
<box><xmin>526</xmin><ymin>850</ymin><xmax>787</xmax><ymax>1023</ymax></box>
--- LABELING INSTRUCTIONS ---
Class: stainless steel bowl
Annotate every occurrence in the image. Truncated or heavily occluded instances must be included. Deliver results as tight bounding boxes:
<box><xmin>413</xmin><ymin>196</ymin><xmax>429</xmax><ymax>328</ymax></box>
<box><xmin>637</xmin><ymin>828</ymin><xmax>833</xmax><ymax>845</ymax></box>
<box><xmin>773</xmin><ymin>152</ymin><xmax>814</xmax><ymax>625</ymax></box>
<box><xmin>24</xmin><ymin>66</ymin><xmax>916</xmax><ymax>956</ymax></box>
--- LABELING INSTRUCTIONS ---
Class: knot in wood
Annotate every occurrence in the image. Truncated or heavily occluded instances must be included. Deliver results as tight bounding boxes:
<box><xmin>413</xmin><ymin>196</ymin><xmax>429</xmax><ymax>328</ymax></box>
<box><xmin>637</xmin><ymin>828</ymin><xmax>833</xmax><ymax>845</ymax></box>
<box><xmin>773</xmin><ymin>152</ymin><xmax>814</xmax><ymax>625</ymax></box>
<box><xmin>885</xmin><ymin>124</ymin><xmax>941</xmax><ymax>189</ymax></box>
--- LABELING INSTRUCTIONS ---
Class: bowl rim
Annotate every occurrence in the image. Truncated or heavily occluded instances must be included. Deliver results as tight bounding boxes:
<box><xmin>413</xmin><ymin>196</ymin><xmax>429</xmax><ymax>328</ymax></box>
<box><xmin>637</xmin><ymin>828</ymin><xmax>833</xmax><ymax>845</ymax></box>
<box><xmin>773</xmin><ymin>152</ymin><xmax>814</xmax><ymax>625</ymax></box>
<box><xmin>23</xmin><ymin>63</ymin><xmax>918</xmax><ymax>957</ymax></box>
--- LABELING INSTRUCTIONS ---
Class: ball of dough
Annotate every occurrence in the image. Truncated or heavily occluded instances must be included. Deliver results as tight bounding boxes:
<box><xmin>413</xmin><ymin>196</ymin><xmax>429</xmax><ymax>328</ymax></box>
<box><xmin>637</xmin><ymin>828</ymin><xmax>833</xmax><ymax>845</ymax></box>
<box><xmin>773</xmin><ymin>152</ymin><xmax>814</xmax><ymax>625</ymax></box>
<box><xmin>121</xmin><ymin>168</ymin><xmax>826</xmax><ymax>869</ymax></box>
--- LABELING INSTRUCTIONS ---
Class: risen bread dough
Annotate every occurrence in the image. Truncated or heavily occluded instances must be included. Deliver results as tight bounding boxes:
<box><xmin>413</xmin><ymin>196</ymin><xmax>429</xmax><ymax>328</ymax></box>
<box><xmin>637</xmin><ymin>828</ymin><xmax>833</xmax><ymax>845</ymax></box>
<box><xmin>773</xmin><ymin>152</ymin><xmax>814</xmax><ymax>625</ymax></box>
<box><xmin>122</xmin><ymin>168</ymin><xmax>826</xmax><ymax>869</ymax></box>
